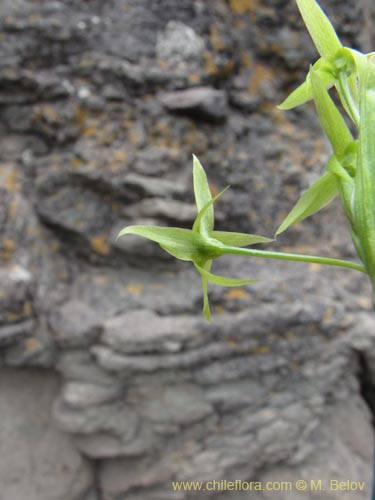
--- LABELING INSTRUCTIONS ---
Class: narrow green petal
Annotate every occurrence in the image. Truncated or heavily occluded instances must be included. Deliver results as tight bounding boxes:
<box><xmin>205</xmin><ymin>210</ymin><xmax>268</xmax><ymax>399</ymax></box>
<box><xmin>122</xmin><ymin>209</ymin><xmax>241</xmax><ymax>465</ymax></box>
<box><xmin>200</xmin><ymin>260</ymin><xmax>212</xmax><ymax>321</ymax></box>
<box><xmin>192</xmin><ymin>187</ymin><xmax>229</xmax><ymax>235</ymax></box>
<box><xmin>117</xmin><ymin>225</ymin><xmax>199</xmax><ymax>261</ymax></box>
<box><xmin>194</xmin><ymin>262</ymin><xmax>257</xmax><ymax>287</ymax></box>
<box><xmin>310</xmin><ymin>68</ymin><xmax>353</xmax><ymax>157</ymax></box>
<box><xmin>296</xmin><ymin>0</ymin><xmax>342</xmax><ymax>58</ymax></box>
<box><xmin>212</xmin><ymin>231</ymin><xmax>273</xmax><ymax>247</ymax></box>
<box><xmin>326</xmin><ymin>154</ymin><xmax>355</xmax><ymax>223</ymax></box>
<box><xmin>193</xmin><ymin>155</ymin><xmax>214</xmax><ymax>234</ymax></box>
<box><xmin>276</xmin><ymin>168</ymin><xmax>338</xmax><ymax>235</ymax></box>
<box><xmin>279</xmin><ymin>59</ymin><xmax>336</xmax><ymax>110</ymax></box>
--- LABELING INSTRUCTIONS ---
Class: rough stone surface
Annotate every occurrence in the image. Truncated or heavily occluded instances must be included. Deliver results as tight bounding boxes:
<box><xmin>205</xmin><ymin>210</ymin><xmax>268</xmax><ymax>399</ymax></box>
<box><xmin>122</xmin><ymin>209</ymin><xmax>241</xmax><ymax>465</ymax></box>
<box><xmin>160</xmin><ymin>87</ymin><xmax>229</xmax><ymax>121</ymax></box>
<box><xmin>0</xmin><ymin>0</ymin><xmax>375</xmax><ymax>498</ymax></box>
<box><xmin>0</xmin><ymin>368</ymin><xmax>93</xmax><ymax>500</ymax></box>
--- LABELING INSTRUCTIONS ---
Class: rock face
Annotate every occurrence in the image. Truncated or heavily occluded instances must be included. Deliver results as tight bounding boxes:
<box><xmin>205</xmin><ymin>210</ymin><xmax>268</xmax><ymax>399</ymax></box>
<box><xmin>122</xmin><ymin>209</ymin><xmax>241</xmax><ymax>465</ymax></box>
<box><xmin>0</xmin><ymin>369</ymin><xmax>94</xmax><ymax>500</ymax></box>
<box><xmin>0</xmin><ymin>0</ymin><xmax>374</xmax><ymax>499</ymax></box>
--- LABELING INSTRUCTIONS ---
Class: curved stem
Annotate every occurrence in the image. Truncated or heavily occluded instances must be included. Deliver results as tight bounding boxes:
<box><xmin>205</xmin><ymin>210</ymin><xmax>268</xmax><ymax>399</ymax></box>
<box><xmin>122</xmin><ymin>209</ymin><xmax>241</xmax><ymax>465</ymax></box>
<box><xmin>220</xmin><ymin>245</ymin><xmax>367</xmax><ymax>274</ymax></box>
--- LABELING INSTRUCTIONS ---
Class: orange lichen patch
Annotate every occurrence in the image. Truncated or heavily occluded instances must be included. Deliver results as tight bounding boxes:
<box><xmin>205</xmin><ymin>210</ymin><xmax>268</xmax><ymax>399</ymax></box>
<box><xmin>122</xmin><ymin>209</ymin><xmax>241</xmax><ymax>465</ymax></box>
<box><xmin>126</xmin><ymin>283</ymin><xmax>144</xmax><ymax>296</ymax></box>
<box><xmin>28</xmin><ymin>14</ymin><xmax>41</xmax><ymax>23</ymax></box>
<box><xmin>49</xmin><ymin>242</ymin><xmax>60</xmax><ymax>253</ymax></box>
<box><xmin>91</xmin><ymin>235</ymin><xmax>111</xmax><ymax>256</ymax></box>
<box><xmin>1</xmin><ymin>165</ymin><xmax>19</xmax><ymax>191</ymax></box>
<box><xmin>97</xmin><ymin>124</ymin><xmax>117</xmax><ymax>146</ymax></box>
<box><xmin>241</xmin><ymin>51</ymin><xmax>252</xmax><ymax>69</ymax></box>
<box><xmin>209</xmin><ymin>25</ymin><xmax>227</xmax><ymax>51</ymax></box>
<box><xmin>215</xmin><ymin>305</ymin><xmax>226</xmax><ymax>315</ymax></box>
<box><xmin>188</xmin><ymin>73</ymin><xmax>201</xmax><ymax>84</ymax></box>
<box><xmin>221</xmin><ymin>60</ymin><xmax>236</xmax><ymax>77</ymax></box>
<box><xmin>283</xmin><ymin>184</ymin><xmax>299</xmax><ymax>200</ymax></box>
<box><xmin>23</xmin><ymin>301</ymin><xmax>33</xmax><ymax>317</ymax></box>
<box><xmin>309</xmin><ymin>262</ymin><xmax>322</xmax><ymax>272</ymax></box>
<box><xmin>248</xmin><ymin>63</ymin><xmax>275</xmax><ymax>95</ymax></box>
<box><xmin>123</xmin><ymin>121</ymin><xmax>143</xmax><ymax>145</ymax></box>
<box><xmin>224</xmin><ymin>288</ymin><xmax>251</xmax><ymax>301</ymax></box>
<box><xmin>267</xmin><ymin>43</ymin><xmax>284</xmax><ymax>58</ymax></box>
<box><xmin>203</xmin><ymin>51</ymin><xmax>219</xmax><ymax>75</ymax></box>
<box><xmin>183</xmin><ymin>128</ymin><xmax>209</xmax><ymax>154</ymax></box>
<box><xmin>34</xmin><ymin>104</ymin><xmax>61</xmax><ymax>124</ymax></box>
<box><xmin>79</xmin><ymin>58</ymin><xmax>95</xmax><ymax>69</ymax></box>
<box><xmin>358</xmin><ymin>296</ymin><xmax>372</xmax><ymax>310</ymax></box>
<box><xmin>74</xmin><ymin>105</ymin><xmax>89</xmax><ymax>127</ymax></box>
<box><xmin>83</xmin><ymin>124</ymin><xmax>99</xmax><ymax>139</ymax></box>
<box><xmin>128</xmin><ymin>128</ymin><xmax>142</xmax><ymax>145</ymax></box>
<box><xmin>24</xmin><ymin>337</ymin><xmax>41</xmax><ymax>353</ymax></box>
<box><xmin>148</xmin><ymin>120</ymin><xmax>172</xmax><ymax>147</ymax></box>
<box><xmin>203</xmin><ymin>52</ymin><xmax>235</xmax><ymax>77</ymax></box>
<box><xmin>229</xmin><ymin>0</ymin><xmax>258</xmax><ymax>14</ymax></box>
<box><xmin>253</xmin><ymin>344</ymin><xmax>270</xmax><ymax>354</ymax></box>
<box><xmin>112</xmin><ymin>150</ymin><xmax>128</xmax><ymax>163</ymax></box>
<box><xmin>323</xmin><ymin>306</ymin><xmax>334</xmax><ymax>322</ymax></box>
<box><xmin>2</xmin><ymin>239</ymin><xmax>16</xmax><ymax>259</ymax></box>
<box><xmin>71</xmin><ymin>158</ymin><xmax>83</xmax><ymax>168</ymax></box>
<box><xmin>5</xmin><ymin>312</ymin><xmax>21</xmax><ymax>322</ymax></box>
<box><xmin>94</xmin><ymin>274</ymin><xmax>109</xmax><ymax>285</ymax></box>
<box><xmin>158</xmin><ymin>59</ymin><xmax>169</xmax><ymax>71</ymax></box>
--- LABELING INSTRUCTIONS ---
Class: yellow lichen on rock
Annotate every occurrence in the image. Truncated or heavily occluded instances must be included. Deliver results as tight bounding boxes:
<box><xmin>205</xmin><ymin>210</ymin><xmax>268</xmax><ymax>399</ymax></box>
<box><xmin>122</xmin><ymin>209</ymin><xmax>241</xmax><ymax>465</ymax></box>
<box><xmin>90</xmin><ymin>235</ymin><xmax>111</xmax><ymax>256</ymax></box>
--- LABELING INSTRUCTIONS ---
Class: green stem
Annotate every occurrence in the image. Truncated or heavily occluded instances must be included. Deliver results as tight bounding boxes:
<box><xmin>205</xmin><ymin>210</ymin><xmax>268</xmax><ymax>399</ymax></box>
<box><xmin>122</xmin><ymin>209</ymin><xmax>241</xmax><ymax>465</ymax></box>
<box><xmin>220</xmin><ymin>245</ymin><xmax>366</xmax><ymax>274</ymax></box>
<box><xmin>337</xmin><ymin>73</ymin><xmax>360</xmax><ymax>127</ymax></box>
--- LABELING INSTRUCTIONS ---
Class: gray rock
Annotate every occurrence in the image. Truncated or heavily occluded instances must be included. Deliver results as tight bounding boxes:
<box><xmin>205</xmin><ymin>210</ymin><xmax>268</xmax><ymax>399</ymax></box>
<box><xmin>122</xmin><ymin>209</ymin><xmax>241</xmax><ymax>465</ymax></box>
<box><xmin>100</xmin><ymin>309</ymin><xmax>202</xmax><ymax>354</ymax></box>
<box><xmin>74</xmin><ymin>427</ymin><xmax>155</xmax><ymax>459</ymax></box>
<box><xmin>0</xmin><ymin>319</ymin><xmax>35</xmax><ymax>346</ymax></box>
<box><xmin>53</xmin><ymin>397</ymin><xmax>139</xmax><ymax>437</ymax></box>
<box><xmin>48</xmin><ymin>301</ymin><xmax>102</xmax><ymax>348</ymax></box>
<box><xmin>122</xmin><ymin>173</ymin><xmax>187</xmax><ymax>198</ymax></box>
<box><xmin>159</xmin><ymin>87</ymin><xmax>228</xmax><ymax>121</ymax></box>
<box><xmin>229</xmin><ymin>91</ymin><xmax>260</xmax><ymax>112</ymax></box>
<box><xmin>125</xmin><ymin>198</ymin><xmax>196</xmax><ymax>223</ymax></box>
<box><xmin>3</xmin><ymin>330</ymin><xmax>57</xmax><ymax>368</ymax></box>
<box><xmin>57</xmin><ymin>351</ymin><xmax>120</xmax><ymax>386</ymax></box>
<box><xmin>0</xmin><ymin>368</ymin><xmax>93</xmax><ymax>500</ymax></box>
<box><xmin>0</xmin><ymin>0</ymin><xmax>373</xmax><ymax>498</ymax></box>
<box><xmin>62</xmin><ymin>381</ymin><xmax>123</xmax><ymax>410</ymax></box>
<box><xmin>156</xmin><ymin>21</ymin><xmax>205</xmax><ymax>62</ymax></box>
<box><xmin>132</xmin><ymin>147</ymin><xmax>182</xmax><ymax>176</ymax></box>
<box><xmin>0</xmin><ymin>266</ymin><xmax>35</xmax><ymax>326</ymax></box>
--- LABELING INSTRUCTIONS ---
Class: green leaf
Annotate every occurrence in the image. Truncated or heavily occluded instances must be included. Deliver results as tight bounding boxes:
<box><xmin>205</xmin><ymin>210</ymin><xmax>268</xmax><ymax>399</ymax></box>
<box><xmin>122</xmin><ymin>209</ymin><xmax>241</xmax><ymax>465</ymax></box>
<box><xmin>212</xmin><ymin>231</ymin><xmax>273</xmax><ymax>247</ymax></box>
<box><xmin>117</xmin><ymin>225</ymin><xmax>200</xmax><ymax>261</ymax></box>
<box><xmin>296</xmin><ymin>0</ymin><xmax>342</xmax><ymax>58</ymax></box>
<box><xmin>192</xmin><ymin>187</ymin><xmax>229</xmax><ymax>235</ymax></box>
<box><xmin>326</xmin><ymin>154</ymin><xmax>355</xmax><ymax>223</ymax></box>
<box><xmin>276</xmin><ymin>169</ymin><xmax>338</xmax><ymax>235</ymax></box>
<box><xmin>194</xmin><ymin>262</ymin><xmax>257</xmax><ymax>287</ymax></box>
<box><xmin>279</xmin><ymin>58</ymin><xmax>336</xmax><ymax>110</ymax></box>
<box><xmin>193</xmin><ymin>155</ymin><xmax>214</xmax><ymax>235</ymax></box>
<box><xmin>310</xmin><ymin>68</ymin><xmax>353</xmax><ymax>157</ymax></box>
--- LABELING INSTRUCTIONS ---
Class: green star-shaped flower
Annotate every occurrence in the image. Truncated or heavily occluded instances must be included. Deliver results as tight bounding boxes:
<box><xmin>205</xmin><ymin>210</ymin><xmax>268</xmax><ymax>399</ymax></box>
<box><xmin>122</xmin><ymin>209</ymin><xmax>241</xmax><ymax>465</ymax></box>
<box><xmin>118</xmin><ymin>156</ymin><xmax>272</xmax><ymax>320</ymax></box>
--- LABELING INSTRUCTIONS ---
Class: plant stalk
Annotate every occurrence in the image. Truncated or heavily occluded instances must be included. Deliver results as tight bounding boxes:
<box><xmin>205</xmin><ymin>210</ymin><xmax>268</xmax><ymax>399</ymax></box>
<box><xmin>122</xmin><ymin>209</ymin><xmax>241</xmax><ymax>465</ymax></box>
<box><xmin>220</xmin><ymin>245</ymin><xmax>366</xmax><ymax>274</ymax></box>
